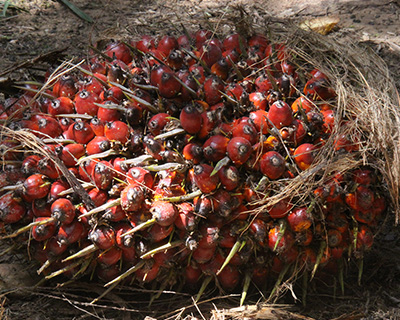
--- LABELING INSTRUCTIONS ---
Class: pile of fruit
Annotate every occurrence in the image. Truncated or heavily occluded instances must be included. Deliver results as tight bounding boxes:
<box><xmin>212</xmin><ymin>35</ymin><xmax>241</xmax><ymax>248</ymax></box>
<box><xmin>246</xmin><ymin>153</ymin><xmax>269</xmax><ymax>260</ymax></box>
<box><xmin>0</xmin><ymin>28</ymin><xmax>388</xmax><ymax>301</ymax></box>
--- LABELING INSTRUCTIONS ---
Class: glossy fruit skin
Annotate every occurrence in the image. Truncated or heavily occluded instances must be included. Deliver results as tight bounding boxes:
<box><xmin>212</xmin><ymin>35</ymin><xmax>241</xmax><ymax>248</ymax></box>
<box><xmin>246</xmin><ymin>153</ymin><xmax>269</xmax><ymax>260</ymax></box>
<box><xmin>23</xmin><ymin>174</ymin><xmax>51</xmax><ymax>201</ymax></box>
<box><xmin>71</xmin><ymin>121</ymin><xmax>95</xmax><ymax>144</ymax></box>
<box><xmin>86</xmin><ymin>136</ymin><xmax>111</xmax><ymax>156</ymax></box>
<box><xmin>126</xmin><ymin>167</ymin><xmax>154</xmax><ymax>189</ymax></box>
<box><xmin>32</xmin><ymin>217</ymin><xmax>56</xmax><ymax>241</ymax></box>
<box><xmin>192</xmin><ymin>164</ymin><xmax>219</xmax><ymax>194</ymax></box>
<box><xmin>217</xmin><ymin>165</ymin><xmax>239</xmax><ymax>191</ymax></box>
<box><xmin>249</xmin><ymin>110</ymin><xmax>269</xmax><ymax>134</ymax></box>
<box><xmin>32</xmin><ymin>114</ymin><xmax>63</xmax><ymax>139</ymax></box>
<box><xmin>104</xmin><ymin>121</ymin><xmax>130</xmax><ymax>144</ymax></box>
<box><xmin>0</xmin><ymin>193</ymin><xmax>26</xmax><ymax>224</ymax></box>
<box><xmin>74</xmin><ymin>90</ymin><xmax>100</xmax><ymax>116</ymax></box>
<box><xmin>226</xmin><ymin>137</ymin><xmax>252</xmax><ymax>165</ymax></box>
<box><xmin>89</xmin><ymin>226</ymin><xmax>116</xmax><ymax>250</ymax></box>
<box><xmin>21</xmin><ymin>155</ymin><xmax>41</xmax><ymax>176</ymax></box>
<box><xmin>202</xmin><ymin>134</ymin><xmax>229</xmax><ymax>162</ymax></box>
<box><xmin>158</xmin><ymin>70</ymin><xmax>181</xmax><ymax>98</ymax></box>
<box><xmin>182</xmin><ymin>143</ymin><xmax>203</xmax><ymax>164</ymax></box>
<box><xmin>148</xmin><ymin>113</ymin><xmax>170</xmax><ymax>136</ymax></box>
<box><xmin>91</xmin><ymin>160</ymin><xmax>115</xmax><ymax>190</ymax></box>
<box><xmin>57</xmin><ymin>220</ymin><xmax>86</xmax><ymax>246</ymax></box>
<box><xmin>51</xmin><ymin>198</ymin><xmax>76</xmax><ymax>225</ymax></box>
<box><xmin>48</xmin><ymin>97</ymin><xmax>74</xmax><ymax>116</ymax></box>
<box><xmin>294</xmin><ymin>143</ymin><xmax>316</xmax><ymax>170</ymax></box>
<box><xmin>268</xmin><ymin>199</ymin><xmax>293</xmax><ymax>219</ymax></box>
<box><xmin>150</xmin><ymin>200</ymin><xmax>178</xmax><ymax>227</ymax></box>
<box><xmin>267</xmin><ymin>100</ymin><xmax>294</xmax><ymax>129</ymax></box>
<box><xmin>52</xmin><ymin>74</ymin><xmax>77</xmax><ymax>98</ymax></box>
<box><xmin>105</xmin><ymin>41</ymin><xmax>132</xmax><ymax>65</ymax></box>
<box><xmin>259</xmin><ymin>151</ymin><xmax>286</xmax><ymax>180</ymax></box>
<box><xmin>287</xmin><ymin>207</ymin><xmax>312</xmax><ymax>232</ymax></box>
<box><xmin>180</xmin><ymin>104</ymin><xmax>203</xmax><ymax>135</ymax></box>
<box><xmin>203</xmin><ymin>76</ymin><xmax>224</xmax><ymax>106</ymax></box>
<box><xmin>59</xmin><ymin>143</ymin><xmax>86</xmax><ymax>167</ymax></box>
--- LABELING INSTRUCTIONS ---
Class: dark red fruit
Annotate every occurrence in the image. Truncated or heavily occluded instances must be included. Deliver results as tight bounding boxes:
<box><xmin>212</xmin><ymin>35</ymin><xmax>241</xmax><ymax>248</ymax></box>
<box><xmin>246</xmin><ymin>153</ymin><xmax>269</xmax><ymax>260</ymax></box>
<box><xmin>150</xmin><ymin>200</ymin><xmax>178</xmax><ymax>227</ymax></box>
<box><xmin>52</xmin><ymin>74</ymin><xmax>77</xmax><ymax>98</ymax></box>
<box><xmin>287</xmin><ymin>207</ymin><xmax>312</xmax><ymax>232</ymax></box>
<box><xmin>267</xmin><ymin>100</ymin><xmax>293</xmax><ymax>129</ymax></box>
<box><xmin>104</xmin><ymin>120</ymin><xmax>130</xmax><ymax>144</ymax></box>
<box><xmin>192</xmin><ymin>164</ymin><xmax>219</xmax><ymax>194</ymax></box>
<box><xmin>294</xmin><ymin>143</ymin><xmax>316</xmax><ymax>171</ymax></box>
<box><xmin>148</xmin><ymin>113</ymin><xmax>170</xmax><ymax>136</ymax></box>
<box><xmin>202</xmin><ymin>134</ymin><xmax>229</xmax><ymax>162</ymax></box>
<box><xmin>32</xmin><ymin>217</ymin><xmax>56</xmax><ymax>241</ymax></box>
<box><xmin>74</xmin><ymin>90</ymin><xmax>100</xmax><ymax>116</ymax></box>
<box><xmin>180</xmin><ymin>104</ymin><xmax>203</xmax><ymax>134</ymax></box>
<box><xmin>120</xmin><ymin>184</ymin><xmax>145</xmax><ymax>212</ymax></box>
<box><xmin>48</xmin><ymin>97</ymin><xmax>74</xmax><ymax>116</ymax></box>
<box><xmin>86</xmin><ymin>136</ymin><xmax>111</xmax><ymax>156</ymax></box>
<box><xmin>71</xmin><ymin>121</ymin><xmax>95</xmax><ymax>144</ymax></box>
<box><xmin>105</xmin><ymin>41</ymin><xmax>132</xmax><ymax>65</ymax></box>
<box><xmin>259</xmin><ymin>151</ymin><xmax>286</xmax><ymax>180</ymax></box>
<box><xmin>91</xmin><ymin>160</ymin><xmax>115</xmax><ymax>190</ymax></box>
<box><xmin>89</xmin><ymin>226</ymin><xmax>116</xmax><ymax>250</ymax></box>
<box><xmin>0</xmin><ymin>193</ymin><xmax>26</xmax><ymax>223</ymax></box>
<box><xmin>59</xmin><ymin>143</ymin><xmax>86</xmax><ymax>167</ymax></box>
<box><xmin>23</xmin><ymin>174</ymin><xmax>51</xmax><ymax>201</ymax></box>
<box><xmin>57</xmin><ymin>220</ymin><xmax>86</xmax><ymax>245</ymax></box>
<box><xmin>227</xmin><ymin>137</ymin><xmax>252</xmax><ymax>165</ymax></box>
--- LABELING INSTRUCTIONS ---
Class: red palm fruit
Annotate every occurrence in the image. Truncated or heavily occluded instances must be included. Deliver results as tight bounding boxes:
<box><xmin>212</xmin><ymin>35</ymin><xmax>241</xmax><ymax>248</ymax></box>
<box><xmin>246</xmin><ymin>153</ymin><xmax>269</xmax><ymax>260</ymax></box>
<box><xmin>346</xmin><ymin>185</ymin><xmax>375</xmax><ymax>212</ymax></box>
<box><xmin>21</xmin><ymin>155</ymin><xmax>41</xmax><ymax>176</ymax></box>
<box><xmin>80</xmin><ymin>75</ymin><xmax>106</xmax><ymax>95</ymax></box>
<box><xmin>112</xmin><ymin>157</ymin><xmax>129</xmax><ymax>179</ymax></box>
<box><xmin>32</xmin><ymin>198</ymin><xmax>52</xmax><ymax>217</ymax></box>
<box><xmin>287</xmin><ymin>207</ymin><xmax>312</xmax><ymax>232</ymax></box>
<box><xmin>150</xmin><ymin>64</ymin><xmax>171</xmax><ymax>86</ymax></box>
<box><xmin>321</xmin><ymin>109</ymin><xmax>335</xmax><ymax>133</ymax></box>
<box><xmin>175</xmin><ymin>202</ymin><xmax>197</xmax><ymax>231</ymax></box>
<box><xmin>227</xmin><ymin>137</ymin><xmax>252</xmax><ymax>165</ymax></box>
<box><xmin>88</xmin><ymin>188</ymin><xmax>108</xmax><ymax>207</ymax></box>
<box><xmin>177</xmin><ymin>70</ymin><xmax>198</xmax><ymax>101</ymax></box>
<box><xmin>57</xmin><ymin>220</ymin><xmax>86</xmax><ymax>245</ymax></box>
<box><xmin>105</xmin><ymin>41</ymin><xmax>132</xmax><ymax>64</ymax></box>
<box><xmin>135</xmin><ymin>34</ymin><xmax>155</xmax><ymax>53</ymax></box>
<box><xmin>73</xmin><ymin>90</ymin><xmax>100</xmax><ymax>116</ymax></box>
<box><xmin>32</xmin><ymin>217</ymin><xmax>56</xmax><ymax>241</ymax></box>
<box><xmin>356</xmin><ymin>225</ymin><xmax>374</xmax><ymax>252</ymax></box>
<box><xmin>294</xmin><ymin>143</ymin><xmax>316</xmax><ymax>171</ymax></box>
<box><xmin>97</xmin><ymin>247</ymin><xmax>122</xmax><ymax>266</ymax></box>
<box><xmin>104</xmin><ymin>120</ymin><xmax>130</xmax><ymax>144</ymax></box>
<box><xmin>259</xmin><ymin>151</ymin><xmax>286</xmax><ymax>180</ymax></box>
<box><xmin>185</xmin><ymin>262</ymin><xmax>202</xmax><ymax>286</ymax></box>
<box><xmin>52</xmin><ymin>74</ymin><xmax>77</xmax><ymax>98</ymax></box>
<box><xmin>120</xmin><ymin>184</ymin><xmax>145</xmax><ymax>212</ymax></box>
<box><xmin>218</xmin><ymin>165</ymin><xmax>239</xmax><ymax>191</ymax></box>
<box><xmin>182</xmin><ymin>143</ymin><xmax>203</xmax><ymax>164</ymax></box>
<box><xmin>97</xmin><ymin>102</ymin><xmax>121</xmax><ymax>122</ymax></box>
<box><xmin>254</xmin><ymin>74</ymin><xmax>273</xmax><ymax>94</ymax></box>
<box><xmin>197</xmin><ymin>110</ymin><xmax>218</xmax><ymax>139</ymax></box>
<box><xmin>51</xmin><ymin>198</ymin><xmax>76</xmax><ymax>225</ymax></box>
<box><xmin>225</xmin><ymin>82</ymin><xmax>245</xmax><ymax>102</ymax></box>
<box><xmin>180</xmin><ymin>103</ymin><xmax>203</xmax><ymax>134</ymax></box>
<box><xmin>115</xmin><ymin>223</ymin><xmax>135</xmax><ymax>249</ymax></box>
<box><xmin>189</xmin><ymin>64</ymin><xmax>206</xmax><ymax>84</ymax></box>
<box><xmin>248</xmin><ymin>34</ymin><xmax>268</xmax><ymax>51</ymax></box>
<box><xmin>267</xmin><ymin>100</ymin><xmax>293</xmax><ymax>129</ymax></box>
<box><xmin>136</xmin><ymin>260</ymin><xmax>160</xmax><ymax>283</ymax></box>
<box><xmin>212</xmin><ymin>189</ymin><xmax>233</xmax><ymax>218</ymax></box>
<box><xmin>158</xmin><ymin>70</ymin><xmax>181</xmax><ymax>98</ymax></box>
<box><xmin>304</xmin><ymin>77</ymin><xmax>336</xmax><ymax>100</ymax></box>
<box><xmin>268</xmin><ymin>199</ymin><xmax>293</xmax><ymax>219</ymax></box>
<box><xmin>249</xmin><ymin>110</ymin><xmax>269</xmax><ymax>134</ymax></box>
<box><xmin>91</xmin><ymin>160</ymin><xmax>115</xmax><ymax>190</ymax></box>
<box><xmin>202</xmin><ymin>134</ymin><xmax>229</xmax><ymax>162</ymax></box>
<box><xmin>203</xmin><ymin>76</ymin><xmax>224</xmax><ymax>106</ymax></box>
<box><xmin>193</xmin><ymin>196</ymin><xmax>213</xmax><ymax>216</ymax></box>
<box><xmin>147</xmin><ymin>223</ymin><xmax>174</xmax><ymax>242</ymax></box>
<box><xmin>211</xmin><ymin>58</ymin><xmax>229</xmax><ymax>80</ymax></box>
<box><xmin>199</xmin><ymin>43</ymin><xmax>222</xmax><ymax>68</ymax></box>
<box><xmin>125</xmin><ymin>103</ymin><xmax>144</xmax><ymax>127</ymax></box>
<box><xmin>89</xmin><ymin>117</ymin><xmax>105</xmax><ymax>136</ymax></box>
<box><xmin>177</xmin><ymin>33</ymin><xmax>191</xmax><ymax>49</ymax></box>
<box><xmin>195</xmin><ymin>29</ymin><xmax>213</xmax><ymax>49</ymax></box>
<box><xmin>268</xmin><ymin>225</ymin><xmax>295</xmax><ymax>253</ymax></box>
<box><xmin>37</xmin><ymin>158</ymin><xmax>60</xmax><ymax>180</ymax></box>
<box><xmin>280</xmin><ymin>245</ymin><xmax>299</xmax><ymax>265</ymax></box>
<box><xmin>157</xmin><ymin>35</ymin><xmax>179</xmax><ymax>57</ymax></box>
<box><xmin>192</xmin><ymin>164</ymin><xmax>219</xmax><ymax>194</ymax></box>
<box><xmin>150</xmin><ymin>200</ymin><xmax>178</xmax><ymax>227</ymax></box>
<box><xmin>148</xmin><ymin>113</ymin><xmax>170</xmax><ymax>136</ymax></box>
<box><xmin>0</xmin><ymin>193</ymin><xmax>26</xmax><ymax>223</ymax></box>
<box><xmin>126</xmin><ymin>167</ymin><xmax>153</xmax><ymax>188</ymax></box>
<box><xmin>70</xmin><ymin>121</ymin><xmax>95</xmax><ymax>144</ymax></box>
<box><xmin>142</xmin><ymin>135</ymin><xmax>164</xmax><ymax>160</ymax></box>
<box><xmin>49</xmin><ymin>179</ymin><xmax>69</xmax><ymax>200</ymax></box>
<box><xmin>248</xmin><ymin>91</ymin><xmax>268</xmax><ymax>110</ymax></box>
<box><xmin>218</xmin><ymin>265</ymin><xmax>240</xmax><ymax>291</ymax></box>
<box><xmin>86</xmin><ymin>136</ymin><xmax>111</xmax><ymax>156</ymax></box>
<box><xmin>107</xmin><ymin>60</ymin><xmax>128</xmax><ymax>84</ymax></box>
<box><xmin>291</xmin><ymin>96</ymin><xmax>314</xmax><ymax>113</ymax></box>
<box><xmin>193</xmin><ymin>246</ymin><xmax>216</xmax><ymax>264</ymax></box>
<box><xmin>96</xmin><ymin>264</ymin><xmax>121</xmax><ymax>283</ymax></box>
<box><xmin>164</xmin><ymin>49</ymin><xmax>184</xmax><ymax>70</ymax></box>
<box><xmin>223</xmin><ymin>33</ymin><xmax>244</xmax><ymax>53</ymax></box>
<box><xmin>231</xmin><ymin>120</ymin><xmax>258</xmax><ymax>145</ymax></box>
<box><xmin>295</xmin><ymin>229</ymin><xmax>313</xmax><ymax>246</ymax></box>
<box><xmin>59</xmin><ymin>143</ymin><xmax>85</xmax><ymax>167</ymax></box>
<box><xmin>101</xmin><ymin>86</ymin><xmax>124</xmax><ymax>104</ymax></box>
<box><xmin>46</xmin><ymin>236</ymin><xmax>68</xmax><ymax>258</ymax></box>
<box><xmin>352</xmin><ymin>169</ymin><xmax>376</xmax><ymax>185</ymax></box>
<box><xmin>78</xmin><ymin>159</ymin><xmax>96</xmax><ymax>182</ymax></box>
<box><xmin>249</xmin><ymin>219</ymin><xmax>268</xmax><ymax>245</ymax></box>
<box><xmin>47</xmin><ymin>97</ymin><xmax>74</xmax><ymax>116</ymax></box>
<box><xmin>31</xmin><ymin>114</ymin><xmax>62</xmax><ymax>138</ymax></box>
<box><xmin>89</xmin><ymin>226</ymin><xmax>116</xmax><ymax>250</ymax></box>
<box><xmin>23</xmin><ymin>174</ymin><xmax>51</xmax><ymax>201</ymax></box>
<box><xmin>371</xmin><ymin>196</ymin><xmax>386</xmax><ymax>219</ymax></box>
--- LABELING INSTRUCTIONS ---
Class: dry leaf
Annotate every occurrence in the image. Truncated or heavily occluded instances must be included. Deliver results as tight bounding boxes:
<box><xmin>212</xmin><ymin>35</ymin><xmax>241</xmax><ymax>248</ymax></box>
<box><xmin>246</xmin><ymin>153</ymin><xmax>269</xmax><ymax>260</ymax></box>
<box><xmin>300</xmin><ymin>16</ymin><xmax>340</xmax><ymax>35</ymax></box>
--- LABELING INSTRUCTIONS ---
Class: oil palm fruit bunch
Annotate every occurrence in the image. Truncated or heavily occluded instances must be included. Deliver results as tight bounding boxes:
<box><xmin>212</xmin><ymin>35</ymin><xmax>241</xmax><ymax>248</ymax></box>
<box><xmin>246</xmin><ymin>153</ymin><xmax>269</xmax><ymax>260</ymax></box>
<box><xmin>0</xmin><ymin>28</ymin><xmax>388</xmax><ymax>303</ymax></box>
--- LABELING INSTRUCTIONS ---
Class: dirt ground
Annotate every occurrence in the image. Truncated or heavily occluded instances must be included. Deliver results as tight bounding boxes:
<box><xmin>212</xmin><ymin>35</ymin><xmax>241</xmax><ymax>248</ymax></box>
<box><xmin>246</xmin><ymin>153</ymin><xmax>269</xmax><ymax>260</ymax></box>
<box><xmin>1</xmin><ymin>0</ymin><xmax>400</xmax><ymax>319</ymax></box>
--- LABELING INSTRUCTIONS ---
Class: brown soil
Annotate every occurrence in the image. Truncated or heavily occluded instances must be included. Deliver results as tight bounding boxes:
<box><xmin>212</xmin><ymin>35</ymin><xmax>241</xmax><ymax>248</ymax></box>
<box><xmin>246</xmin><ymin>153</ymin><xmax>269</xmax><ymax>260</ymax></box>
<box><xmin>1</xmin><ymin>0</ymin><xmax>400</xmax><ymax>319</ymax></box>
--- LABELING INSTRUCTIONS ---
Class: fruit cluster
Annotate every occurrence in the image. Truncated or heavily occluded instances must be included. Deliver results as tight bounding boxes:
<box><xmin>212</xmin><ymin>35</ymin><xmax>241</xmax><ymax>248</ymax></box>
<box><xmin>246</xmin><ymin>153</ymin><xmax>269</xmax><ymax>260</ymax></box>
<box><xmin>0</xmin><ymin>29</ymin><xmax>387</xmax><ymax>300</ymax></box>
